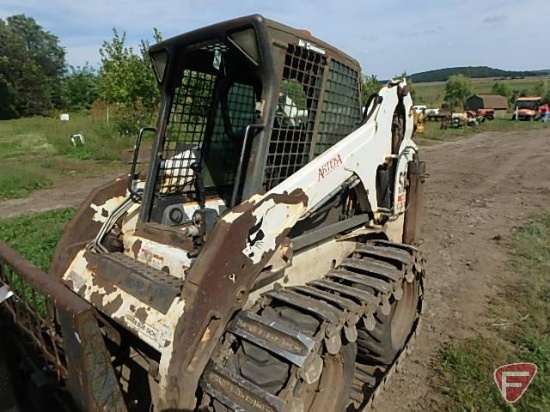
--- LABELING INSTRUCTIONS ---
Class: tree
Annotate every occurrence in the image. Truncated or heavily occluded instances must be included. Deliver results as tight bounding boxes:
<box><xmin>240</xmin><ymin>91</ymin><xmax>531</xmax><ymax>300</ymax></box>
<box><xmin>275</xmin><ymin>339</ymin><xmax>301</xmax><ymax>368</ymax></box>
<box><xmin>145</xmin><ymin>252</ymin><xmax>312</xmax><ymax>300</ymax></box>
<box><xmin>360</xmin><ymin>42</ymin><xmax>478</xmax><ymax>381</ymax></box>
<box><xmin>444</xmin><ymin>74</ymin><xmax>472</xmax><ymax>109</ymax></box>
<box><xmin>0</xmin><ymin>15</ymin><xmax>66</xmax><ymax>117</ymax></box>
<box><xmin>532</xmin><ymin>80</ymin><xmax>548</xmax><ymax>98</ymax></box>
<box><xmin>491</xmin><ymin>82</ymin><xmax>513</xmax><ymax>105</ymax></box>
<box><xmin>97</xmin><ymin>28</ymin><xmax>162</xmax><ymax>131</ymax></box>
<box><xmin>62</xmin><ymin>63</ymin><xmax>99</xmax><ymax>111</ymax></box>
<box><xmin>361</xmin><ymin>74</ymin><xmax>382</xmax><ymax>105</ymax></box>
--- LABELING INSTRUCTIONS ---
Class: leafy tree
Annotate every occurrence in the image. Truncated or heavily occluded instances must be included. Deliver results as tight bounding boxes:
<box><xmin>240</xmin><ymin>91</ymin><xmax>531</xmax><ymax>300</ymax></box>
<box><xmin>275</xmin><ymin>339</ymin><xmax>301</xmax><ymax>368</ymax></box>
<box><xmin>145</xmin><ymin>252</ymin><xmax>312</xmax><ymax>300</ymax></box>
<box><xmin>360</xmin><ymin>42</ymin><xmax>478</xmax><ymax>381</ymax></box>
<box><xmin>444</xmin><ymin>74</ymin><xmax>472</xmax><ymax>109</ymax></box>
<box><xmin>0</xmin><ymin>15</ymin><xmax>65</xmax><ymax>117</ymax></box>
<box><xmin>61</xmin><ymin>64</ymin><xmax>99</xmax><ymax>111</ymax></box>
<box><xmin>98</xmin><ymin>28</ymin><xmax>162</xmax><ymax>131</ymax></box>
<box><xmin>532</xmin><ymin>80</ymin><xmax>548</xmax><ymax>98</ymax></box>
<box><xmin>361</xmin><ymin>74</ymin><xmax>382</xmax><ymax>105</ymax></box>
<box><xmin>491</xmin><ymin>82</ymin><xmax>513</xmax><ymax>105</ymax></box>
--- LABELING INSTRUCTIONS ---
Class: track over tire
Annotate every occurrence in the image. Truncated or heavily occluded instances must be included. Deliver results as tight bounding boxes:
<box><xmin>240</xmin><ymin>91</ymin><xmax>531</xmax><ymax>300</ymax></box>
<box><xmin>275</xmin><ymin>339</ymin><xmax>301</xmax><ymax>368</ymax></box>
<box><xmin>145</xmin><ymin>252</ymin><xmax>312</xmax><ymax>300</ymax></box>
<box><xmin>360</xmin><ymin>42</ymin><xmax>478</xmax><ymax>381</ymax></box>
<box><xmin>356</xmin><ymin>277</ymin><xmax>420</xmax><ymax>365</ymax></box>
<box><xmin>201</xmin><ymin>239</ymin><xmax>425</xmax><ymax>412</ymax></box>
<box><xmin>214</xmin><ymin>305</ymin><xmax>356</xmax><ymax>412</ymax></box>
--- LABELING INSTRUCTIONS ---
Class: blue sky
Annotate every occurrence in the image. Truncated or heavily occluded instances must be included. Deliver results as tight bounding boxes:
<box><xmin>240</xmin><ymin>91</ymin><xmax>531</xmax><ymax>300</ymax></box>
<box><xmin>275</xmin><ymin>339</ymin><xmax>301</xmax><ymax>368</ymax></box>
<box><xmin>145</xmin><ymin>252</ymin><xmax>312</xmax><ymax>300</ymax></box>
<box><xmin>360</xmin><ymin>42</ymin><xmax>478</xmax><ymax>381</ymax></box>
<box><xmin>1</xmin><ymin>0</ymin><xmax>549</xmax><ymax>78</ymax></box>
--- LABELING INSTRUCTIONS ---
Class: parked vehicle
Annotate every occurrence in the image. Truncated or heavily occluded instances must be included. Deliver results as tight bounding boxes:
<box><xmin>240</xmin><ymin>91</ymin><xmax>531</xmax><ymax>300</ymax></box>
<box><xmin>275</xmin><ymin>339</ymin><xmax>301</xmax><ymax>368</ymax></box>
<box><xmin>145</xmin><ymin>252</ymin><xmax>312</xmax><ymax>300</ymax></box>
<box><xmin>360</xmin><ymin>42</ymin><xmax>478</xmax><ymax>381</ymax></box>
<box><xmin>513</xmin><ymin>97</ymin><xmax>542</xmax><ymax>121</ymax></box>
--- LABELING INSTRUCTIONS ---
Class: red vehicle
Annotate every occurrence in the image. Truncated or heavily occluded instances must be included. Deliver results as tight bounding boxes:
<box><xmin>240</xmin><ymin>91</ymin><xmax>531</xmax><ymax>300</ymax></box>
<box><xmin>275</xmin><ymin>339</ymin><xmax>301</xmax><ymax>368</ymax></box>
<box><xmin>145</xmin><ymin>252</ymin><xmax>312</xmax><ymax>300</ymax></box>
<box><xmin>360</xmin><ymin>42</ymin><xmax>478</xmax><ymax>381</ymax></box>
<box><xmin>513</xmin><ymin>97</ymin><xmax>542</xmax><ymax>121</ymax></box>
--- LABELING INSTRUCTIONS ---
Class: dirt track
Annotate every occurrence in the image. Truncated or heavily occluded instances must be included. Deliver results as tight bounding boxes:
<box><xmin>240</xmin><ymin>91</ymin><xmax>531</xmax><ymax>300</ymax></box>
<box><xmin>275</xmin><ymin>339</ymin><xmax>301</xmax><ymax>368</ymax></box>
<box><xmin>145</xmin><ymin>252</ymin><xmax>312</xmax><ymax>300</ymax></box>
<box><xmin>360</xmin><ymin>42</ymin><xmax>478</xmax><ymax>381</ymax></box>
<box><xmin>377</xmin><ymin>128</ymin><xmax>550</xmax><ymax>411</ymax></box>
<box><xmin>0</xmin><ymin>128</ymin><xmax>549</xmax><ymax>410</ymax></box>
<box><xmin>0</xmin><ymin>177</ymin><xmax>112</xmax><ymax>219</ymax></box>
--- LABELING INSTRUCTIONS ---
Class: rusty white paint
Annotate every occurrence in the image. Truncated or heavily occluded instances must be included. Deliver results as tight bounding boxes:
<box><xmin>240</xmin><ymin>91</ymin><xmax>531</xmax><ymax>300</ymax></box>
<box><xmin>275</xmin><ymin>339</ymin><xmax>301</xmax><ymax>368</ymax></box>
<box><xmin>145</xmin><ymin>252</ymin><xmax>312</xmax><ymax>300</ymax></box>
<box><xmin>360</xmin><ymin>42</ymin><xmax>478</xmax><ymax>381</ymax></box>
<box><xmin>123</xmin><ymin>235</ymin><xmax>192</xmax><ymax>278</ymax></box>
<box><xmin>235</xmin><ymin>80</ymin><xmax>415</xmax><ymax>273</ymax></box>
<box><xmin>182</xmin><ymin>197</ymin><xmax>226</xmax><ymax>218</ymax></box>
<box><xmin>385</xmin><ymin>214</ymin><xmax>405</xmax><ymax>243</ymax></box>
<box><xmin>90</xmin><ymin>195</ymin><xmax>127</xmax><ymax>223</ymax></box>
<box><xmin>63</xmin><ymin>250</ymin><xmax>185</xmax><ymax>354</ymax></box>
<box><xmin>247</xmin><ymin>236</ymin><xmax>359</xmax><ymax>304</ymax></box>
<box><xmin>243</xmin><ymin>199</ymin><xmax>306</xmax><ymax>264</ymax></box>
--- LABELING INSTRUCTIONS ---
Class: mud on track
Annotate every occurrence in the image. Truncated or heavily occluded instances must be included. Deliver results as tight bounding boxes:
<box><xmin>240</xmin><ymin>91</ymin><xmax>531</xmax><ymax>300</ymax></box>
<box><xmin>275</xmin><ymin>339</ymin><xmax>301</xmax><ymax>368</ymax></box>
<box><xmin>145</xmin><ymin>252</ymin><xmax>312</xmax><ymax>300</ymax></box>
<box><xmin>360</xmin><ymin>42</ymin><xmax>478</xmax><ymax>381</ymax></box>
<box><xmin>376</xmin><ymin>128</ymin><xmax>550</xmax><ymax>411</ymax></box>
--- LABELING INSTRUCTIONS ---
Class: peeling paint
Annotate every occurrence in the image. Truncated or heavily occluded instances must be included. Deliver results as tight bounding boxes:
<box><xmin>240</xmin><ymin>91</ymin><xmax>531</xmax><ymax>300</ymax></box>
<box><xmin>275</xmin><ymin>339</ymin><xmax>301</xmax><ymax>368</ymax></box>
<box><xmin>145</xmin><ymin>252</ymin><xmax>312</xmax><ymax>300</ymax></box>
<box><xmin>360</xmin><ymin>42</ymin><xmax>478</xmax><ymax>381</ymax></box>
<box><xmin>90</xmin><ymin>196</ymin><xmax>126</xmax><ymax>223</ymax></box>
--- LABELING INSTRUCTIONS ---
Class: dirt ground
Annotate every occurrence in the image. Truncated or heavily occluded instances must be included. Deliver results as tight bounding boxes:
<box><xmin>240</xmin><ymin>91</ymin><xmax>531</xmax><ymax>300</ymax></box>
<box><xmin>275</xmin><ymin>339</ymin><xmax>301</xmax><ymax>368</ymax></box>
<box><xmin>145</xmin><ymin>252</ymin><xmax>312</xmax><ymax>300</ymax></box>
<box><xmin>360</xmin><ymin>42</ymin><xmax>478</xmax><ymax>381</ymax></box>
<box><xmin>0</xmin><ymin>177</ymin><xmax>113</xmax><ymax>219</ymax></box>
<box><xmin>376</xmin><ymin>128</ymin><xmax>550</xmax><ymax>411</ymax></box>
<box><xmin>0</xmin><ymin>128</ymin><xmax>548</xmax><ymax>410</ymax></box>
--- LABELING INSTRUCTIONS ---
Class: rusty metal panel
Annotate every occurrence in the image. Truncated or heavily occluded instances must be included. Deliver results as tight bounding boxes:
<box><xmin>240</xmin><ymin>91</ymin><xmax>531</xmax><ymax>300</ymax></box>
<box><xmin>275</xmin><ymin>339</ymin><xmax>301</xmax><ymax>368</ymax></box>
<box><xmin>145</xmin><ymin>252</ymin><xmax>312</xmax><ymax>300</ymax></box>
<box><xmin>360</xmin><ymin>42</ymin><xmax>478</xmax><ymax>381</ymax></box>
<box><xmin>403</xmin><ymin>160</ymin><xmax>427</xmax><ymax>245</ymax></box>
<box><xmin>0</xmin><ymin>240</ymin><xmax>126</xmax><ymax>411</ymax></box>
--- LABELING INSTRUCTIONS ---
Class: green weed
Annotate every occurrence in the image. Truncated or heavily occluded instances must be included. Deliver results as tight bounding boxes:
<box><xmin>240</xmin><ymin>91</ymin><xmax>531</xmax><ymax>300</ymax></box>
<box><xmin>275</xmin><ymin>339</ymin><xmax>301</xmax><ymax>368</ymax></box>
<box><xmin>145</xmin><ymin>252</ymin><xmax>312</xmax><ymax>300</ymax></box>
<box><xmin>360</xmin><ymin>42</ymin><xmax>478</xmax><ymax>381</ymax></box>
<box><xmin>0</xmin><ymin>208</ymin><xmax>76</xmax><ymax>272</ymax></box>
<box><xmin>0</xmin><ymin>165</ymin><xmax>52</xmax><ymax>199</ymax></box>
<box><xmin>435</xmin><ymin>214</ymin><xmax>550</xmax><ymax>411</ymax></box>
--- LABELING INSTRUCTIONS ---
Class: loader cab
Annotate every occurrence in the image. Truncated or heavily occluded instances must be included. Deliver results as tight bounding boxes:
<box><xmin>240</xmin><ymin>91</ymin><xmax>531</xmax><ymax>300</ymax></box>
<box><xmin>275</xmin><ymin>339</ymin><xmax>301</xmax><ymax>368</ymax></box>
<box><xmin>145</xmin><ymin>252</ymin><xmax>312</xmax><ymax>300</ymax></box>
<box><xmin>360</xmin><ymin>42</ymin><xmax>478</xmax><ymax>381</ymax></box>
<box><xmin>138</xmin><ymin>15</ymin><xmax>363</xmax><ymax>228</ymax></box>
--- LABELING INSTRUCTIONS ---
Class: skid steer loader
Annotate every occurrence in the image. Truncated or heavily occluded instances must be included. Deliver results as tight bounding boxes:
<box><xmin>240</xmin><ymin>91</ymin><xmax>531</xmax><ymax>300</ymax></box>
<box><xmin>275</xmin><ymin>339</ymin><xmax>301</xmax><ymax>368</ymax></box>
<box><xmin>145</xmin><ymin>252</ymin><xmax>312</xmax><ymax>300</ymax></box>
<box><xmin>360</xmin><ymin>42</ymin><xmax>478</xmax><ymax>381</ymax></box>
<box><xmin>0</xmin><ymin>14</ymin><xmax>426</xmax><ymax>412</ymax></box>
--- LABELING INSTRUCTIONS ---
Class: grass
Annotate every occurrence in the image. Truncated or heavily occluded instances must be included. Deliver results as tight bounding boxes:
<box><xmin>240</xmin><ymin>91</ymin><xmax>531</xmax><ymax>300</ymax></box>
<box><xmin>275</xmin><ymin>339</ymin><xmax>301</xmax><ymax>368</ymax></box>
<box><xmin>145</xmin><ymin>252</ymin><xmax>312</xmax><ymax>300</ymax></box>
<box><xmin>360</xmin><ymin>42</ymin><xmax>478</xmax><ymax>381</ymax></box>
<box><xmin>0</xmin><ymin>114</ymin><xmax>132</xmax><ymax>200</ymax></box>
<box><xmin>414</xmin><ymin>76</ymin><xmax>550</xmax><ymax>107</ymax></box>
<box><xmin>434</xmin><ymin>213</ymin><xmax>550</xmax><ymax>411</ymax></box>
<box><xmin>0</xmin><ymin>208</ymin><xmax>76</xmax><ymax>317</ymax></box>
<box><xmin>0</xmin><ymin>208</ymin><xmax>76</xmax><ymax>272</ymax></box>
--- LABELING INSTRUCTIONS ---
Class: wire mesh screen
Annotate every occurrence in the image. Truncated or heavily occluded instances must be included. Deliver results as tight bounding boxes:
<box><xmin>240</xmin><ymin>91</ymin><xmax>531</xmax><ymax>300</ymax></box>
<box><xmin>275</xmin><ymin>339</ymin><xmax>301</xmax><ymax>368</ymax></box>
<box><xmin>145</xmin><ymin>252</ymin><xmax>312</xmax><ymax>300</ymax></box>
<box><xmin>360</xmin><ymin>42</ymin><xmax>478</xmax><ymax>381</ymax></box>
<box><xmin>0</xmin><ymin>261</ymin><xmax>67</xmax><ymax>380</ymax></box>
<box><xmin>204</xmin><ymin>82</ymin><xmax>257</xmax><ymax>195</ymax></box>
<box><xmin>315</xmin><ymin>60</ymin><xmax>362</xmax><ymax>157</ymax></box>
<box><xmin>157</xmin><ymin>69</ymin><xmax>217</xmax><ymax>196</ymax></box>
<box><xmin>264</xmin><ymin>45</ymin><xmax>326</xmax><ymax>191</ymax></box>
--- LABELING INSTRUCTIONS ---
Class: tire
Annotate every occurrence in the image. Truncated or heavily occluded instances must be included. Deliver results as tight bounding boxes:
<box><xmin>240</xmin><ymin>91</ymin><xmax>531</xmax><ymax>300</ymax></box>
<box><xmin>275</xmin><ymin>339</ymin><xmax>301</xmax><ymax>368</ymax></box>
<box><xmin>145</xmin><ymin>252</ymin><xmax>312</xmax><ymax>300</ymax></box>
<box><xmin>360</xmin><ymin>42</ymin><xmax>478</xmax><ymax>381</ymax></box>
<box><xmin>217</xmin><ymin>306</ymin><xmax>356</xmax><ymax>412</ymax></box>
<box><xmin>356</xmin><ymin>277</ymin><xmax>420</xmax><ymax>365</ymax></box>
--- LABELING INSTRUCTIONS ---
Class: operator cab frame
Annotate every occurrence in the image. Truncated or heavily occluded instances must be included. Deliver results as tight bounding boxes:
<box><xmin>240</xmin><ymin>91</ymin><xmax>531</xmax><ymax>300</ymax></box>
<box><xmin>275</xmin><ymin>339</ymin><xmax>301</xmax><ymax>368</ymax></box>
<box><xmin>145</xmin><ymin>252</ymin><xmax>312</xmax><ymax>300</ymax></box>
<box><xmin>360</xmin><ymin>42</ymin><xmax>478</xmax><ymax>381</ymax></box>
<box><xmin>138</xmin><ymin>14</ymin><xmax>363</xmax><ymax>230</ymax></box>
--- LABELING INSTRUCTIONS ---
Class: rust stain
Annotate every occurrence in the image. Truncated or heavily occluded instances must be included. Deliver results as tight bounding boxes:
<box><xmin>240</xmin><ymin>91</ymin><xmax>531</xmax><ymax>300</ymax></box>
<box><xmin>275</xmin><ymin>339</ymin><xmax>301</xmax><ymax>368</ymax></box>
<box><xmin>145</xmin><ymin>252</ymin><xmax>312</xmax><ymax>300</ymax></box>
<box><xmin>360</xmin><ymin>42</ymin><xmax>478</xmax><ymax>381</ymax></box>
<box><xmin>90</xmin><ymin>291</ymin><xmax>103</xmax><ymax>308</ymax></box>
<box><xmin>132</xmin><ymin>239</ymin><xmax>142</xmax><ymax>259</ymax></box>
<box><xmin>103</xmin><ymin>294</ymin><xmax>123</xmax><ymax>314</ymax></box>
<box><xmin>135</xmin><ymin>307</ymin><xmax>148</xmax><ymax>323</ymax></box>
<box><xmin>101</xmin><ymin>208</ymin><xmax>109</xmax><ymax>217</ymax></box>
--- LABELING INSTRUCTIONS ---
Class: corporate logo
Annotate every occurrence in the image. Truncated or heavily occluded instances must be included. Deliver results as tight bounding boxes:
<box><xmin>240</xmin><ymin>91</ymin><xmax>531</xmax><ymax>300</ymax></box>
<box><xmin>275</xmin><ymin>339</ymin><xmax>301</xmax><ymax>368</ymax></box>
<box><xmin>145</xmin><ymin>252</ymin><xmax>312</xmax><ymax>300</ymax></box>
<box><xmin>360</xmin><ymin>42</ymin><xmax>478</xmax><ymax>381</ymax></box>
<box><xmin>493</xmin><ymin>363</ymin><xmax>537</xmax><ymax>404</ymax></box>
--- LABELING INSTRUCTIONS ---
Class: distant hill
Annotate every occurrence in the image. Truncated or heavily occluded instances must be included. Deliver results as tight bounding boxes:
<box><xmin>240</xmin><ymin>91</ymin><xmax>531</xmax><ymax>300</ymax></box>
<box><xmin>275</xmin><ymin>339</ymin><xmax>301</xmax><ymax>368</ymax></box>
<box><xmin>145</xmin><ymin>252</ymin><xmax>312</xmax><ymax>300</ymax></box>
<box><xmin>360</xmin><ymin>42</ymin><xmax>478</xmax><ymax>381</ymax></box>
<box><xmin>410</xmin><ymin>66</ymin><xmax>546</xmax><ymax>83</ymax></box>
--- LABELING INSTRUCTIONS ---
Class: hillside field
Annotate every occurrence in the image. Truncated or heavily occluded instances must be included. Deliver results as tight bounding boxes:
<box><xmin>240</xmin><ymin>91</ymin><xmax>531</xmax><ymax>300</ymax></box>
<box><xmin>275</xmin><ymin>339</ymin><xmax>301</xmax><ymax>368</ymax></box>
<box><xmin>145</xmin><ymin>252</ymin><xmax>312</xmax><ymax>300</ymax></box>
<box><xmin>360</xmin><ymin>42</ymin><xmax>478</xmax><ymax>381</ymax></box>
<box><xmin>414</xmin><ymin>75</ymin><xmax>550</xmax><ymax>107</ymax></box>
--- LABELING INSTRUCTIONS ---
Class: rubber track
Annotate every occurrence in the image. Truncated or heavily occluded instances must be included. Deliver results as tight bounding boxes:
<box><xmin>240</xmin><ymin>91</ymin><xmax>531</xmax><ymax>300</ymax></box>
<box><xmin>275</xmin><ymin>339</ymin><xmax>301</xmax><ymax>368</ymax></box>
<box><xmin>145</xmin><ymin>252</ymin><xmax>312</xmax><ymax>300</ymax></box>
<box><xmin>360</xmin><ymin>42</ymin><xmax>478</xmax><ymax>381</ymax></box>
<box><xmin>201</xmin><ymin>239</ymin><xmax>426</xmax><ymax>412</ymax></box>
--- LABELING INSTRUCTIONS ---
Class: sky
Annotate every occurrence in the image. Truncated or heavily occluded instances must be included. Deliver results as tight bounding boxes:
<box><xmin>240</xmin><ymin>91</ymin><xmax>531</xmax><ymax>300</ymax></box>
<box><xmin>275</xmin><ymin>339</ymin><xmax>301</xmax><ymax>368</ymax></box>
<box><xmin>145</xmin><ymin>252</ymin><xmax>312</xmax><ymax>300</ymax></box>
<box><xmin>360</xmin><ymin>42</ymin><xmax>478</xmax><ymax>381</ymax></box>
<box><xmin>1</xmin><ymin>0</ymin><xmax>549</xmax><ymax>78</ymax></box>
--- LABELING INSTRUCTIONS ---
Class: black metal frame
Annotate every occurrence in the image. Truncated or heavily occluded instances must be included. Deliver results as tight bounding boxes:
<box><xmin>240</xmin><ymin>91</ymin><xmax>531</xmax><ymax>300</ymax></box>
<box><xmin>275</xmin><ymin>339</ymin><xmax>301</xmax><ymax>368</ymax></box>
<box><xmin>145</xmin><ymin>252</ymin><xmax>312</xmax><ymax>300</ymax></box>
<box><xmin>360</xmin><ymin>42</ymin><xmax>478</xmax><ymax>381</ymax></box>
<box><xmin>139</xmin><ymin>15</ymin><xmax>363</xmax><ymax>224</ymax></box>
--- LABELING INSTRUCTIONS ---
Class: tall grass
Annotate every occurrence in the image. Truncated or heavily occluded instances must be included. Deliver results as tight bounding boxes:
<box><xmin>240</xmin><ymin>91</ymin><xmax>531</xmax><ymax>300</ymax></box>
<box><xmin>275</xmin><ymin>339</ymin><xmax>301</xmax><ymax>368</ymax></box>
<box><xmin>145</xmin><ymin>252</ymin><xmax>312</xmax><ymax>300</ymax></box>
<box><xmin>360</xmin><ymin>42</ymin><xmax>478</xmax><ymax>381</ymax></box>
<box><xmin>0</xmin><ymin>114</ymin><xmax>134</xmax><ymax>199</ymax></box>
<box><xmin>0</xmin><ymin>208</ymin><xmax>76</xmax><ymax>272</ymax></box>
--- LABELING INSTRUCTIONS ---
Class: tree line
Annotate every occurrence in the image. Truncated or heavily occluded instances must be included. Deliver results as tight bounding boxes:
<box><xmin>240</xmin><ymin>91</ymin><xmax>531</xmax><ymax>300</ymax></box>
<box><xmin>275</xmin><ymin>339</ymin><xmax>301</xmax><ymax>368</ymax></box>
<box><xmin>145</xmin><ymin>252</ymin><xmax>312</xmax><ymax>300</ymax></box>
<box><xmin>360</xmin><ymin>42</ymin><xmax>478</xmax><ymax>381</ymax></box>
<box><xmin>0</xmin><ymin>14</ymin><xmax>161</xmax><ymax>125</ymax></box>
<box><xmin>443</xmin><ymin>74</ymin><xmax>550</xmax><ymax>109</ymax></box>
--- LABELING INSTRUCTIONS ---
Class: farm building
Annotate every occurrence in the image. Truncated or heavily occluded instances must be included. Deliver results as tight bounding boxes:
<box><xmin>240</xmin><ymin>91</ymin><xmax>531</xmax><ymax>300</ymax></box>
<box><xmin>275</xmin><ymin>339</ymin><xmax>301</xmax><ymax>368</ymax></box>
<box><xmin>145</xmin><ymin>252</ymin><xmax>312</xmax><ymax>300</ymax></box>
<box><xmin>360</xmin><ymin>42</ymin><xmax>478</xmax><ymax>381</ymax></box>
<box><xmin>464</xmin><ymin>94</ymin><xmax>509</xmax><ymax>118</ymax></box>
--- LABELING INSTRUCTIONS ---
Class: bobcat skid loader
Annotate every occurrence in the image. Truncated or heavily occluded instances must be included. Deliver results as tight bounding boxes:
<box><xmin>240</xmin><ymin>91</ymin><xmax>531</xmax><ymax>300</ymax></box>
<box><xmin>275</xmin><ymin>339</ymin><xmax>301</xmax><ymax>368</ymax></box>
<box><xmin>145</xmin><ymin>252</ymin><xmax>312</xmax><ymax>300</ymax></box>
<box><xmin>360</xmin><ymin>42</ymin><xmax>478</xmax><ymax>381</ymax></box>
<box><xmin>0</xmin><ymin>14</ymin><xmax>427</xmax><ymax>412</ymax></box>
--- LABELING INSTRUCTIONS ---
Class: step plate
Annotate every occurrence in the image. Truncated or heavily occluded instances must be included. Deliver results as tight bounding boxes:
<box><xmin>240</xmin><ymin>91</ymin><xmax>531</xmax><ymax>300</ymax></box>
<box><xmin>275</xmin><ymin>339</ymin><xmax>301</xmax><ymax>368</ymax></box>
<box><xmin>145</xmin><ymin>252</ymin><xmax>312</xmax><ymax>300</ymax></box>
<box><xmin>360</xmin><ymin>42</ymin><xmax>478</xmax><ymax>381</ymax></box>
<box><xmin>84</xmin><ymin>251</ymin><xmax>183</xmax><ymax>313</ymax></box>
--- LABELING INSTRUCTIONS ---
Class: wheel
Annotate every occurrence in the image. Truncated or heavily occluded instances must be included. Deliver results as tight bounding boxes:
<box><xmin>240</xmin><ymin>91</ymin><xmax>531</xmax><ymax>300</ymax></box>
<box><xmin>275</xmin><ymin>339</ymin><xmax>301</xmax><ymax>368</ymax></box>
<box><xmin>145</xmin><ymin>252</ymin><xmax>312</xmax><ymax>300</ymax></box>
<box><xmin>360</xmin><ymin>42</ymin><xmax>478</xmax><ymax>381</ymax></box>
<box><xmin>356</xmin><ymin>275</ymin><xmax>420</xmax><ymax>365</ymax></box>
<box><xmin>215</xmin><ymin>306</ymin><xmax>356</xmax><ymax>412</ymax></box>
